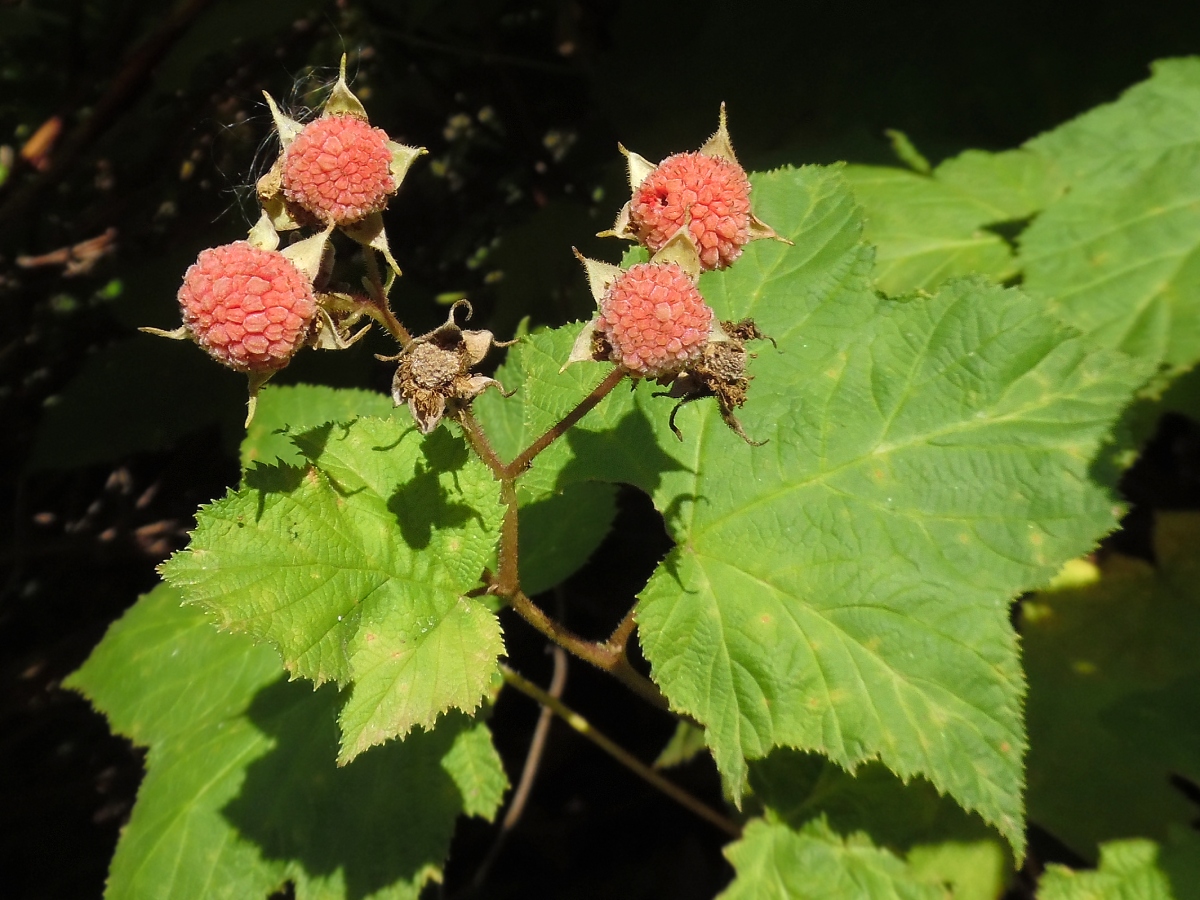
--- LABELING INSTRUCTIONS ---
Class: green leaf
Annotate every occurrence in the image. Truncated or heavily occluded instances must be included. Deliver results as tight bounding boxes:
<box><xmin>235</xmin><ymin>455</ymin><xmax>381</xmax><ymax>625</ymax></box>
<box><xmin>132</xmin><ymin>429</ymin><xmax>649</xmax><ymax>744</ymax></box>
<box><xmin>749</xmin><ymin>749</ymin><xmax>1010</xmax><ymax>900</ymax></box>
<box><xmin>1025</xmin><ymin>57</ymin><xmax>1200</xmax><ymax>188</ymax></box>
<box><xmin>1019</xmin><ymin>144</ymin><xmax>1200</xmax><ymax>376</ymax></box>
<box><xmin>66</xmin><ymin>586</ymin><xmax>507</xmax><ymax>900</ymax></box>
<box><xmin>843</xmin><ymin>163</ymin><xmax>1016</xmax><ymax>293</ymax></box>
<box><xmin>518</xmin><ymin>480</ymin><xmax>617</xmax><ymax>595</ymax></box>
<box><xmin>654</xmin><ymin>721</ymin><xmax>709</xmax><ymax>769</ymax></box>
<box><xmin>933</xmin><ymin>148</ymin><xmax>1067</xmax><ymax>221</ymax></box>
<box><xmin>1023</xmin><ymin>512</ymin><xmax>1200</xmax><ymax>859</ymax></box>
<box><xmin>486</xmin><ymin>166</ymin><xmax>1150</xmax><ymax>858</ymax></box>
<box><xmin>241</xmin><ymin>384</ymin><xmax>396</xmax><ymax>470</ymax></box>
<box><xmin>160</xmin><ymin>418</ymin><xmax>505</xmax><ymax>762</ymax></box>
<box><xmin>442</xmin><ymin>720</ymin><xmax>510</xmax><ymax>820</ymax></box>
<box><xmin>64</xmin><ymin>583</ymin><xmax>281</xmax><ymax>746</ymax></box>
<box><xmin>1038</xmin><ymin>838</ymin><xmax>1191</xmax><ymax>900</ymax></box>
<box><xmin>718</xmin><ymin>819</ymin><xmax>943</xmax><ymax>900</ymax></box>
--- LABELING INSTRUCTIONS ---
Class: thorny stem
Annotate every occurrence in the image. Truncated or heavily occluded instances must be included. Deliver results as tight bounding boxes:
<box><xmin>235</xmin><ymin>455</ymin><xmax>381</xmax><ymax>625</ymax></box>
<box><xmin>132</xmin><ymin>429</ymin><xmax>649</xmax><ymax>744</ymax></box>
<box><xmin>500</xmin><ymin>663</ymin><xmax>741</xmax><ymax>839</ymax></box>
<box><xmin>501</xmin><ymin>367</ymin><xmax>626</xmax><ymax>479</ymax></box>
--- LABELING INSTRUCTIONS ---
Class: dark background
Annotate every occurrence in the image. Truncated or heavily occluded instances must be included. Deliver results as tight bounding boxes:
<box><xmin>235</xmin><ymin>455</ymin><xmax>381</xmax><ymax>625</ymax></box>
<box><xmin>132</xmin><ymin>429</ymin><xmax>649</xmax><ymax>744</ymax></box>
<box><xmin>2</xmin><ymin>1</ymin><xmax>1200</xmax><ymax>897</ymax></box>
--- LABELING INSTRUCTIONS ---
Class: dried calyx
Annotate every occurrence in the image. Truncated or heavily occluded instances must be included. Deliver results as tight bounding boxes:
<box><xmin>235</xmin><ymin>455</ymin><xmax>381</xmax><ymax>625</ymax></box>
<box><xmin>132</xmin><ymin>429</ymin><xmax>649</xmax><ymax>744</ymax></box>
<box><xmin>601</xmin><ymin>104</ymin><xmax>790</xmax><ymax>270</ymax></box>
<box><xmin>385</xmin><ymin>300</ymin><xmax>515</xmax><ymax>434</ymax></box>
<box><xmin>654</xmin><ymin>318</ymin><xmax>775</xmax><ymax>445</ymax></box>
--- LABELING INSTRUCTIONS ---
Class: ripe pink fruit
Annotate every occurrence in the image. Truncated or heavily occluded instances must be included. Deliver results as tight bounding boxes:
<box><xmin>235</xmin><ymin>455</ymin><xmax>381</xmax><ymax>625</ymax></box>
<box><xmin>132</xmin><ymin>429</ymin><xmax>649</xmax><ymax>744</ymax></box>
<box><xmin>178</xmin><ymin>242</ymin><xmax>316</xmax><ymax>374</ymax></box>
<box><xmin>629</xmin><ymin>152</ymin><xmax>752</xmax><ymax>270</ymax></box>
<box><xmin>597</xmin><ymin>262</ymin><xmax>713</xmax><ymax>377</ymax></box>
<box><xmin>282</xmin><ymin>115</ymin><xmax>395</xmax><ymax>225</ymax></box>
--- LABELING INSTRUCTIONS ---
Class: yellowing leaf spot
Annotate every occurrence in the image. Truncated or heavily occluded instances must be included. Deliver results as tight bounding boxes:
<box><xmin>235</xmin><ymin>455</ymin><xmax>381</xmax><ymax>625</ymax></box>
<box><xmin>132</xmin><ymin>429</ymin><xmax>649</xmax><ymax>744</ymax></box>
<box><xmin>1071</xmin><ymin>659</ymin><xmax>1097</xmax><ymax>675</ymax></box>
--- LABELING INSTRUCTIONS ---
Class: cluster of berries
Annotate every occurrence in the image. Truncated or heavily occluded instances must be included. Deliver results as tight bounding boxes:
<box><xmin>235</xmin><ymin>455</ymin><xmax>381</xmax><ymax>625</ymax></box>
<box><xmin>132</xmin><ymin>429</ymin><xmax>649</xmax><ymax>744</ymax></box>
<box><xmin>569</xmin><ymin>106</ymin><xmax>788</xmax><ymax>441</ymax></box>
<box><xmin>144</xmin><ymin>58</ymin><xmax>425</xmax><ymax>421</ymax></box>
<box><xmin>149</xmin><ymin>56</ymin><xmax>785</xmax><ymax>443</ymax></box>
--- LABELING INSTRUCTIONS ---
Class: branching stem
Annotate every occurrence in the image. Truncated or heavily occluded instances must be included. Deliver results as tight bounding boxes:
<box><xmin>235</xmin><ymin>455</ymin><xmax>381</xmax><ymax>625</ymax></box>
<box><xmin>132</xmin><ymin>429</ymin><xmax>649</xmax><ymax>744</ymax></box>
<box><xmin>502</xmin><ymin>367</ymin><xmax>626</xmax><ymax>478</ymax></box>
<box><xmin>500</xmin><ymin>663</ymin><xmax>740</xmax><ymax>838</ymax></box>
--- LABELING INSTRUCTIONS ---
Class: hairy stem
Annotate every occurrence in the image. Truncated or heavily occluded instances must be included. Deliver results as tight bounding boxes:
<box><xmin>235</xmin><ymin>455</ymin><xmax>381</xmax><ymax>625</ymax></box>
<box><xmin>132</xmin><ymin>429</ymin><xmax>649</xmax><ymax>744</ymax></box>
<box><xmin>502</xmin><ymin>367</ymin><xmax>626</xmax><ymax>478</ymax></box>
<box><xmin>500</xmin><ymin>663</ymin><xmax>741</xmax><ymax>838</ymax></box>
<box><xmin>605</xmin><ymin>605</ymin><xmax>640</xmax><ymax>654</ymax></box>
<box><xmin>457</xmin><ymin>408</ymin><xmax>507</xmax><ymax>482</ymax></box>
<box><xmin>362</xmin><ymin>250</ymin><xmax>413</xmax><ymax>348</ymax></box>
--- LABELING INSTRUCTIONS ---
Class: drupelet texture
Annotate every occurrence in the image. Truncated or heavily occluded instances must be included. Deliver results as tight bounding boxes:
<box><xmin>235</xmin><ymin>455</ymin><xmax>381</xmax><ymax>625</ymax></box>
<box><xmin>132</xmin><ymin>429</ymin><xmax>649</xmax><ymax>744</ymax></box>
<box><xmin>597</xmin><ymin>262</ymin><xmax>713</xmax><ymax>377</ymax></box>
<box><xmin>282</xmin><ymin>115</ymin><xmax>395</xmax><ymax>225</ymax></box>
<box><xmin>178</xmin><ymin>242</ymin><xmax>317</xmax><ymax>373</ymax></box>
<box><xmin>630</xmin><ymin>152</ymin><xmax>752</xmax><ymax>270</ymax></box>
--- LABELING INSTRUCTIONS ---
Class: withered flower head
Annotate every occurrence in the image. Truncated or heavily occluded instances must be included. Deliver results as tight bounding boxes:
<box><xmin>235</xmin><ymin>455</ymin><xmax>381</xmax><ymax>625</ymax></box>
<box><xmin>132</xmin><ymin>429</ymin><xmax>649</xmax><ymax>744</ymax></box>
<box><xmin>655</xmin><ymin>318</ymin><xmax>776</xmax><ymax>446</ymax></box>
<box><xmin>386</xmin><ymin>300</ymin><xmax>514</xmax><ymax>434</ymax></box>
<box><xmin>601</xmin><ymin>104</ymin><xmax>791</xmax><ymax>270</ymax></box>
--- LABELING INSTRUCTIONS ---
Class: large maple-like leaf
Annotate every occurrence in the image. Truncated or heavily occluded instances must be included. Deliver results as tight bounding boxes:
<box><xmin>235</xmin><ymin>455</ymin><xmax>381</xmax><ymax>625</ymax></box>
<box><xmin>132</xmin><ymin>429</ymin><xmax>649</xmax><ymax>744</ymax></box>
<box><xmin>477</xmin><ymin>166</ymin><xmax>1149</xmax><ymax>857</ymax></box>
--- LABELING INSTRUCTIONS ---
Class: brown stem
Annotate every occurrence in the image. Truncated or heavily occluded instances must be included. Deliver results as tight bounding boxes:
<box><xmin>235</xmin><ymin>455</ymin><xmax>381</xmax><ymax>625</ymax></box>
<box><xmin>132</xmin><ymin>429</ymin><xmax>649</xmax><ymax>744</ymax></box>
<box><xmin>502</xmin><ymin>367</ymin><xmax>626</xmax><ymax>479</ymax></box>
<box><xmin>500</xmin><ymin>664</ymin><xmax>740</xmax><ymax>838</ymax></box>
<box><xmin>457</xmin><ymin>408</ymin><xmax>507</xmax><ymax>482</ymax></box>
<box><xmin>504</xmin><ymin>586</ymin><xmax>669</xmax><ymax>712</ymax></box>
<box><xmin>496</xmin><ymin>480</ymin><xmax>521</xmax><ymax>595</ymax></box>
<box><xmin>469</xmin><ymin>645</ymin><xmax>568</xmax><ymax>891</ymax></box>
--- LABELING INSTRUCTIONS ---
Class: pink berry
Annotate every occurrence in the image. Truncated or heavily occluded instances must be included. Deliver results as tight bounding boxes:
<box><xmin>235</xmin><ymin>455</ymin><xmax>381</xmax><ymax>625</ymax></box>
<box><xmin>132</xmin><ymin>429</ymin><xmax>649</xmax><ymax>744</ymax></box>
<box><xmin>178</xmin><ymin>242</ymin><xmax>316</xmax><ymax>374</ymax></box>
<box><xmin>597</xmin><ymin>263</ymin><xmax>713</xmax><ymax>377</ymax></box>
<box><xmin>630</xmin><ymin>152</ymin><xmax>752</xmax><ymax>270</ymax></box>
<box><xmin>282</xmin><ymin>115</ymin><xmax>394</xmax><ymax>225</ymax></box>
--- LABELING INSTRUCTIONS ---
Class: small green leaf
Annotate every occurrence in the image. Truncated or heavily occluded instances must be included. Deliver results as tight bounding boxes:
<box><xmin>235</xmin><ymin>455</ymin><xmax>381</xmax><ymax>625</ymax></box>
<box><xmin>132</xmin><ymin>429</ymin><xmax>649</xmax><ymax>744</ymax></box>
<box><xmin>1024</xmin><ymin>512</ymin><xmax>1200</xmax><ymax>859</ymax></box>
<box><xmin>241</xmin><ymin>383</ymin><xmax>396</xmax><ymax>470</ymax></box>
<box><xmin>718</xmin><ymin>819</ymin><xmax>943</xmax><ymax>900</ymax></box>
<box><xmin>161</xmin><ymin>418</ymin><xmax>505</xmax><ymax>761</ymax></box>
<box><xmin>884</xmin><ymin>129</ymin><xmax>931</xmax><ymax>174</ymax></box>
<box><xmin>1038</xmin><ymin>839</ymin><xmax>1183</xmax><ymax>900</ymax></box>
<box><xmin>442</xmin><ymin>720</ymin><xmax>510</xmax><ymax>820</ymax></box>
<box><xmin>66</xmin><ymin>586</ymin><xmax>507</xmax><ymax>900</ymax></box>
<box><xmin>654</xmin><ymin>721</ymin><xmax>709</xmax><ymax>769</ymax></box>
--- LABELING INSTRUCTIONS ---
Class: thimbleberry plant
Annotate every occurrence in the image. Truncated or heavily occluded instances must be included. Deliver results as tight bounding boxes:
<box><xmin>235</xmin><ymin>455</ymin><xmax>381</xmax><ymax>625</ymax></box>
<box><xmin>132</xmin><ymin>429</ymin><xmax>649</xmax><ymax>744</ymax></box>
<box><xmin>66</xmin><ymin>55</ymin><xmax>1200</xmax><ymax>899</ymax></box>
